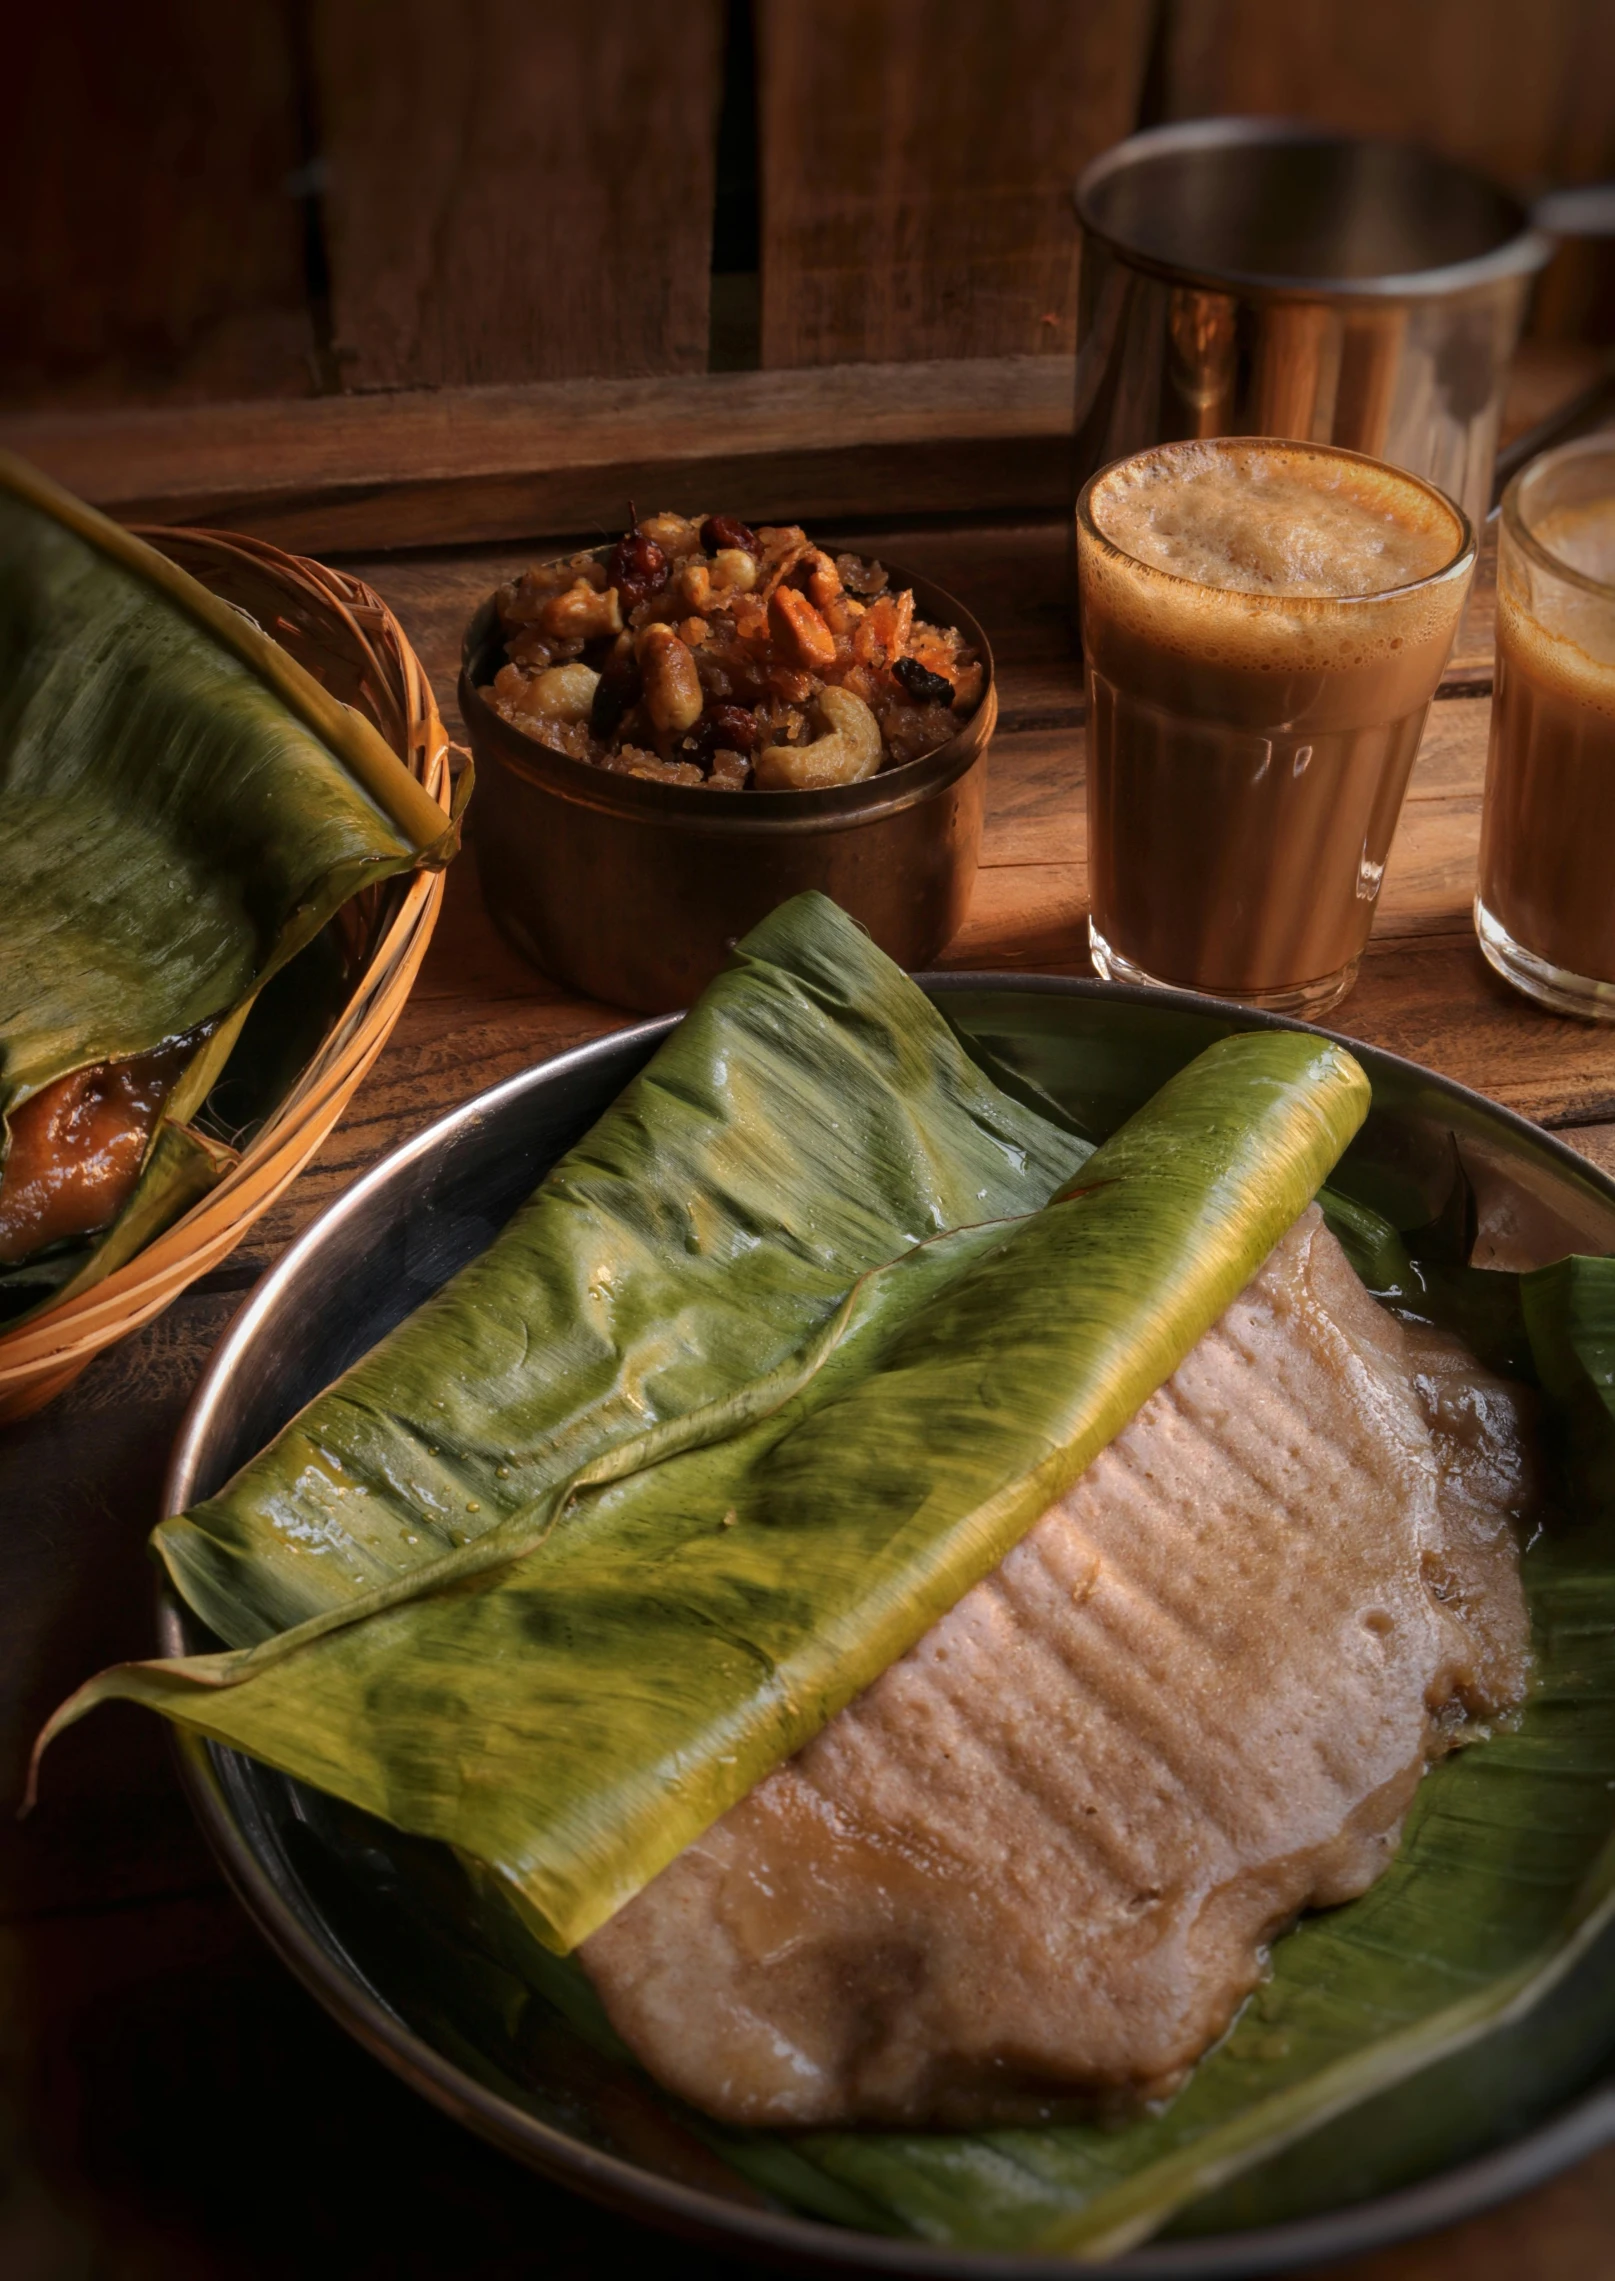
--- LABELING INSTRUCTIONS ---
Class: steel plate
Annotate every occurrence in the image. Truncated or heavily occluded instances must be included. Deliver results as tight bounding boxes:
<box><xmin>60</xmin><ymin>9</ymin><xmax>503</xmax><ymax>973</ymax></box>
<box><xmin>159</xmin><ymin>977</ymin><xmax>1615</xmax><ymax>2274</ymax></box>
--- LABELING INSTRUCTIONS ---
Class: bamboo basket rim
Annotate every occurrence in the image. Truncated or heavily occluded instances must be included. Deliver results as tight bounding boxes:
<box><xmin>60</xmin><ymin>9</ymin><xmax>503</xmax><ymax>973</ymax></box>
<box><xmin>0</xmin><ymin>527</ymin><xmax>452</xmax><ymax>1411</ymax></box>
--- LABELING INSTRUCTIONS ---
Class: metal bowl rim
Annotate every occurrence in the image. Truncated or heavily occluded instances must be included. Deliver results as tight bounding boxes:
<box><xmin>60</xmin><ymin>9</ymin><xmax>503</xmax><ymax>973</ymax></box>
<box><xmin>1072</xmin><ymin>116</ymin><xmax>1554</xmax><ymax>303</ymax></box>
<box><xmin>160</xmin><ymin>973</ymin><xmax>1615</xmax><ymax>2277</ymax></box>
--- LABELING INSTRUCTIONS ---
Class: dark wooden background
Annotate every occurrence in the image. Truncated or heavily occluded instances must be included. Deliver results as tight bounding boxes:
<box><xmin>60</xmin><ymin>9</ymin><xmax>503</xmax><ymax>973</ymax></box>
<box><xmin>5</xmin><ymin>5</ymin><xmax>1615</xmax><ymax>2278</ymax></box>
<box><xmin>4</xmin><ymin>0</ymin><xmax>1612</xmax><ymax>417</ymax></box>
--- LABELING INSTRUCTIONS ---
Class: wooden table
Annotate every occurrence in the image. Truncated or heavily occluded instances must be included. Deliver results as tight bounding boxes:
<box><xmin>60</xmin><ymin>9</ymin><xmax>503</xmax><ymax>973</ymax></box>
<box><xmin>5</xmin><ymin>508</ymin><xmax>1615</xmax><ymax>2280</ymax></box>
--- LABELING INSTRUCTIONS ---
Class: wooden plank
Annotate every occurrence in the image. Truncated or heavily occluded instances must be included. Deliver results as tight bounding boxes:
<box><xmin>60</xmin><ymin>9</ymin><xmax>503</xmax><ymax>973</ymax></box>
<box><xmin>1161</xmin><ymin>0</ymin><xmax>1615</xmax><ymax>191</ymax></box>
<box><xmin>0</xmin><ymin>0</ymin><xmax>315</xmax><ymax>409</ymax></box>
<box><xmin>309</xmin><ymin>0</ymin><xmax>723</xmax><ymax>389</ymax></box>
<box><xmin>1562</xmin><ymin>1125</ymin><xmax>1615</xmax><ymax>1182</ymax></box>
<box><xmin>0</xmin><ymin>356</ymin><xmax>1078</xmax><ymax>554</ymax></box>
<box><xmin>1308</xmin><ymin>2149</ymin><xmax>1615</xmax><ymax>2281</ymax></box>
<box><xmin>2</xmin><ymin>342</ymin><xmax>1594</xmax><ymax>562</ymax></box>
<box><xmin>756</xmin><ymin>0</ymin><xmax>1153</xmax><ymax>367</ymax></box>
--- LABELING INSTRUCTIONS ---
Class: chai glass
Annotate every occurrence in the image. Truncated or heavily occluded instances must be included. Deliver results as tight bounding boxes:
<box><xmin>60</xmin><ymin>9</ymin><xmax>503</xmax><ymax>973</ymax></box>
<box><xmin>1076</xmin><ymin>438</ymin><xmax>1476</xmax><ymax>1017</ymax></box>
<box><xmin>1475</xmin><ymin>435</ymin><xmax>1615</xmax><ymax>1019</ymax></box>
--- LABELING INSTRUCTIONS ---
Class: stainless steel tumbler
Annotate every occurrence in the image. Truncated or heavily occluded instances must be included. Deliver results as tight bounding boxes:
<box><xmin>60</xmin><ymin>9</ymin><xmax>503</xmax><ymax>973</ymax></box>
<box><xmin>1072</xmin><ymin>119</ymin><xmax>1553</xmax><ymax>533</ymax></box>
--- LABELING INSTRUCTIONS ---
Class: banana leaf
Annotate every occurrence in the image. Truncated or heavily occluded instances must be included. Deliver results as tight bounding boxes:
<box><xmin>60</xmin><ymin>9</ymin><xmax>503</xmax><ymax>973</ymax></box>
<box><xmin>37</xmin><ymin>894</ymin><xmax>1366</xmax><ymax>1962</ymax></box>
<box><xmin>250</xmin><ymin>1157</ymin><xmax>1615</xmax><ymax>2259</ymax></box>
<box><xmin>0</xmin><ymin>451</ymin><xmax>458</xmax><ymax>1314</ymax></box>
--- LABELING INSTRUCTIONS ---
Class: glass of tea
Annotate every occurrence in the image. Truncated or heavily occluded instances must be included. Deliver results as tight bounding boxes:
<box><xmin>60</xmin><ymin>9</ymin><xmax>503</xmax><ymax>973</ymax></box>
<box><xmin>1476</xmin><ymin>435</ymin><xmax>1615</xmax><ymax>1019</ymax></box>
<box><xmin>1076</xmin><ymin>438</ymin><xmax>1476</xmax><ymax>1016</ymax></box>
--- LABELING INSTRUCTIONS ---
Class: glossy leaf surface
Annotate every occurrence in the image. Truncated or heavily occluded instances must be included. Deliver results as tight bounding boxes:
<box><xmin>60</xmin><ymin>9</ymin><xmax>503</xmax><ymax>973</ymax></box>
<box><xmin>42</xmin><ymin>896</ymin><xmax>1366</xmax><ymax>1957</ymax></box>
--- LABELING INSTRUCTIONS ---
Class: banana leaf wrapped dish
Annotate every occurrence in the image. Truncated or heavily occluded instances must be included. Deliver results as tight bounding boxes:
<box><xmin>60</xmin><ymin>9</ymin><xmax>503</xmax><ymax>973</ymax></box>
<box><xmin>39</xmin><ymin>895</ymin><xmax>1615</xmax><ymax>2257</ymax></box>
<box><xmin>0</xmin><ymin>454</ymin><xmax>460</xmax><ymax>1332</ymax></box>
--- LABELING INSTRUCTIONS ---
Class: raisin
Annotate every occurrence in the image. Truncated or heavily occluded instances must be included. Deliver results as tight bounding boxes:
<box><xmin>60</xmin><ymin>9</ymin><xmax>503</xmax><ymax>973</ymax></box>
<box><xmin>700</xmin><ymin>513</ymin><xmax>761</xmax><ymax>559</ymax></box>
<box><xmin>893</xmin><ymin>655</ymin><xmax>956</xmax><ymax>707</ymax></box>
<box><xmin>686</xmin><ymin>703</ymin><xmax>759</xmax><ymax>762</ymax></box>
<box><xmin>590</xmin><ymin>656</ymin><xmax>643</xmax><ymax>740</ymax></box>
<box><xmin>608</xmin><ymin>517</ymin><xmax>669</xmax><ymax>610</ymax></box>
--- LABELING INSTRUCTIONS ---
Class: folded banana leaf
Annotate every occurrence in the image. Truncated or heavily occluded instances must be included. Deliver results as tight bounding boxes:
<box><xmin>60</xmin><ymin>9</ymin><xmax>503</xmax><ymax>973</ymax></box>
<box><xmin>284</xmin><ymin>1169</ymin><xmax>1615</xmax><ymax>2260</ymax></box>
<box><xmin>0</xmin><ymin>451</ymin><xmax>458</xmax><ymax>1314</ymax></box>
<box><xmin>38</xmin><ymin>894</ymin><xmax>1366</xmax><ymax>1963</ymax></box>
<box><xmin>47</xmin><ymin>894</ymin><xmax>1613</xmax><ymax>2255</ymax></box>
<box><xmin>145</xmin><ymin>1155</ymin><xmax>1615</xmax><ymax>2257</ymax></box>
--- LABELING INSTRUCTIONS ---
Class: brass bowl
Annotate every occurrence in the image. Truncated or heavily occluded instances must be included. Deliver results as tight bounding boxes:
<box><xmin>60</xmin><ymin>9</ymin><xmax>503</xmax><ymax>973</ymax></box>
<box><xmin>458</xmin><ymin>558</ymin><xmax>996</xmax><ymax>1012</ymax></box>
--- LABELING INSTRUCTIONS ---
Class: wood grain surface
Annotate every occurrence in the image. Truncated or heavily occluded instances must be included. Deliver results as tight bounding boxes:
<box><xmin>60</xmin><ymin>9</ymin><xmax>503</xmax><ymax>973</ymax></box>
<box><xmin>4</xmin><ymin>342</ymin><xmax>1603</xmax><ymax>566</ymax></box>
<box><xmin>0</xmin><ymin>353</ymin><xmax>1079</xmax><ymax>554</ymax></box>
<box><xmin>6</xmin><ymin>509</ymin><xmax>1615</xmax><ymax>2279</ymax></box>
<box><xmin>756</xmin><ymin>0</ymin><xmax>1152</xmax><ymax>366</ymax></box>
<box><xmin>0</xmin><ymin>0</ymin><xmax>315</xmax><ymax>410</ymax></box>
<box><xmin>1161</xmin><ymin>0</ymin><xmax>1615</xmax><ymax>189</ymax></box>
<box><xmin>310</xmin><ymin>0</ymin><xmax>724</xmax><ymax>389</ymax></box>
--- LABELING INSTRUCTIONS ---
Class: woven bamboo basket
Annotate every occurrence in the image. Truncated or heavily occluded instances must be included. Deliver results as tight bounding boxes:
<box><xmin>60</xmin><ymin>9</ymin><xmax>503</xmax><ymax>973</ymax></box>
<box><xmin>0</xmin><ymin>527</ymin><xmax>454</xmax><ymax>1425</ymax></box>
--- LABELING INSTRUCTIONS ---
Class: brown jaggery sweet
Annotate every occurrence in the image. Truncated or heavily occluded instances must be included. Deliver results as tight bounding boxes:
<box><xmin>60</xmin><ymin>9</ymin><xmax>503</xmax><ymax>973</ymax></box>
<box><xmin>0</xmin><ymin>1034</ymin><xmax>199</xmax><ymax>1265</ymax></box>
<box><xmin>481</xmin><ymin>512</ymin><xmax>984</xmax><ymax>790</ymax></box>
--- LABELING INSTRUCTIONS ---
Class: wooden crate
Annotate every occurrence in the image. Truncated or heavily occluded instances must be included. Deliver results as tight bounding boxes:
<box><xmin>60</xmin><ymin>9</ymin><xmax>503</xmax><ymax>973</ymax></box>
<box><xmin>2</xmin><ymin>0</ymin><xmax>1612</xmax><ymax>524</ymax></box>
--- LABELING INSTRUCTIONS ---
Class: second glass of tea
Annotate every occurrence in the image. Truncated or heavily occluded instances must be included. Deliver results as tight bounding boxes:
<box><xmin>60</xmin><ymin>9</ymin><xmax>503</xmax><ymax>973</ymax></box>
<box><xmin>1476</xmin><ymin>435</ymin><xmax>1615</xmax><ymax>1019</ymax></box>
<box><xmin>1076</xmin><ymin>438</ymin><xmax>1476</xmax><ymax>1017</ymax></box>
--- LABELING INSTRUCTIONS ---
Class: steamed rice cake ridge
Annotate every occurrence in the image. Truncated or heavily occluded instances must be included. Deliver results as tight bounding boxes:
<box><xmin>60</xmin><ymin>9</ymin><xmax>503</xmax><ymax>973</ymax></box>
<box><xmin>581</xmin><ymin>1206</ymin><xmax>1535</xmax><ymax>2131</ymax></box>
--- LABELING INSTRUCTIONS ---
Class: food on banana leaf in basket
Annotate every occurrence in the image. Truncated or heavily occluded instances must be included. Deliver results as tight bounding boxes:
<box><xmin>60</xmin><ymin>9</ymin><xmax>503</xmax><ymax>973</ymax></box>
<box><xmin>479</xmin><ymin>510</ymin><xmax>984</xmax><ymax>788</ymax></box>
<box><xmin>0</xmin><ymin>452</ymin><xmax>458</xmax><ymax>1325</ymax></box>
<box><xmin>38</xmin><ymin>896</ymin><xmax>1615</xmax><ymax>2257</ymax></box>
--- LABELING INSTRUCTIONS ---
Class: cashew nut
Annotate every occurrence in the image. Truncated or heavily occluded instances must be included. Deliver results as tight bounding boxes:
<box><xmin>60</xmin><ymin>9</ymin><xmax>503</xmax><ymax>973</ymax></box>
<box><xmin>637</xmin><ymin>622</ymin><xmax>704</xmax><ymax>734</ymax></box>
<box><xmin>538</xmin><ymin>578</ymin><xmax>624</xmax><ymax>642</ymax></box>
<box><xmin>512</xmin><ymin>662</ymin><xmax>600</xmax><ymax>723</ymax></box>
<box><xmin>753</xmin><ymin>686</ymin><xmax>883</xmax><ymax>790</ymax></box>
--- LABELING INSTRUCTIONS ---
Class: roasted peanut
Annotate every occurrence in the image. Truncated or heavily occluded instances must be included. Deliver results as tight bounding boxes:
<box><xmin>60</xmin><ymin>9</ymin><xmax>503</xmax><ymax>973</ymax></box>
<box><xmin>713</xmin><ymin>546</ymin><xmax>757</xmax><ymax>594</ymax></box>
<box><xmin>510</xmin><ymin>662</ymin><xmax>601</xmax><ymax>724</ymax></box>
<box><xmin>538</xmin><ymin>578</ymin><xmax>624</xmax><ymax>643</ymax></box>
<box><xmin>678</xmin><ymin>557</ymin><xmax>715</xmax><ymax>612</ymax></box>
<box><xmin>639</xmin><ymin>512</ymin><xmax>703</xmax><ymax>556</ymax></box>
<box><xmin>637</xmin><ymin>623</ymin><xmax>704</xmax><ymax>734</ymax></box>
<box><xmin>753</xmin><ymin>686</ymin><xmax>882</xmax><ymax>790</ymax></box>
<box><xmin>680</xmin><ymin>547</ymin><xmax>758</xmax><ymax>614</ymax></box>
<box><xmin>768</xmin><ymin>583</ymin><xmax>837</xmax><ymax>671</ymax></box>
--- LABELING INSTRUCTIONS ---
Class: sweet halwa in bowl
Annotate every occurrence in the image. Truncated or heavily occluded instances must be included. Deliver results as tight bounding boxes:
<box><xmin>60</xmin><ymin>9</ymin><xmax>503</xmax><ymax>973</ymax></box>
<box><xmin>459</xmin><ymin>511</ymin><xmax>995</xmax><ymax>1011</ymax></box>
